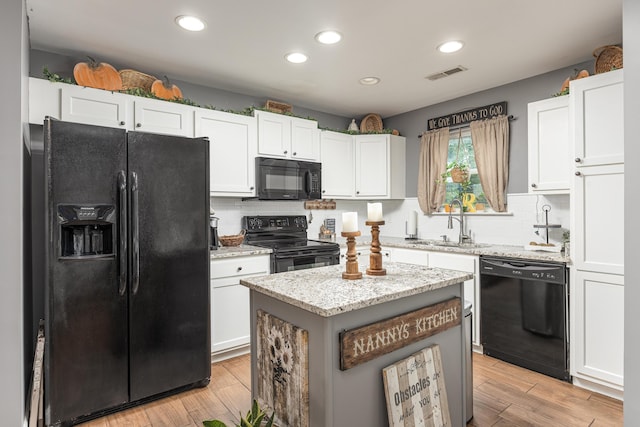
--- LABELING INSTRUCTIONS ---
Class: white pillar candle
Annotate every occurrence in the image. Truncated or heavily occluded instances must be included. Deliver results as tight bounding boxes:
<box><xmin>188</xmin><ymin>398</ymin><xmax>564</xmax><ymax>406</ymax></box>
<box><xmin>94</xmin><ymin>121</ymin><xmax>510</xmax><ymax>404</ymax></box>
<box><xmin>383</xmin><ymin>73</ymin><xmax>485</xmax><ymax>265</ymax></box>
<box><xmin>367</xmin><ymin>203</ymin><xmax>383</xmax><ymax>221</ymax></box>
<box><xmin>342</xmin><ymin>212</ymin><xmax>358</xmax><ymax>232</ymax></box>
<box><xmin>407</xmin><ymin>210</ymin><xmax>418</xmax><ymax>235</ymax></box>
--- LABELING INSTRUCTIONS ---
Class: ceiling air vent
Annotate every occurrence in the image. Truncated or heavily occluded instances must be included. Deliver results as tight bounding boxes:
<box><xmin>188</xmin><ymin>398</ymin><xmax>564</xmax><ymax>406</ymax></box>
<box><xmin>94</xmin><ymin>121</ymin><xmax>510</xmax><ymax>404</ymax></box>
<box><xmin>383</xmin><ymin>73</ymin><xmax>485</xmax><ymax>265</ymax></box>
<box><xmin>426</xmin><ymin>66</ymin><xmax>468</xmax><ymax>81</ymax></box>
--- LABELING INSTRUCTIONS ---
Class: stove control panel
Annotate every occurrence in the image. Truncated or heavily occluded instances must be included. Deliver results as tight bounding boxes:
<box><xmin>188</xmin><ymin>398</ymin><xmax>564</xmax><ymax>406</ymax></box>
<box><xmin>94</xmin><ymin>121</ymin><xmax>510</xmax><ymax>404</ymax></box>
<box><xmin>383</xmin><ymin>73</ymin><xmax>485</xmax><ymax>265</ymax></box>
<box><xmin>243</xmin><ymin>215</ymin><xmax>308</xmax><ymax>231</ymax></box>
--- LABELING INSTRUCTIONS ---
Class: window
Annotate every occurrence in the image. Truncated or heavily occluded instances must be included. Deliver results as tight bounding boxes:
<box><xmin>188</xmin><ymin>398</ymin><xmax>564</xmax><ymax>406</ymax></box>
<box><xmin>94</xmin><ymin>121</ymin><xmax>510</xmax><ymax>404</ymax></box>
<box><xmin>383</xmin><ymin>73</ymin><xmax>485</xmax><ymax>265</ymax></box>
<box><xmin>442</xmin><ymin>128</ymin><xmax>488</xmax><ymax>212</ymax></box>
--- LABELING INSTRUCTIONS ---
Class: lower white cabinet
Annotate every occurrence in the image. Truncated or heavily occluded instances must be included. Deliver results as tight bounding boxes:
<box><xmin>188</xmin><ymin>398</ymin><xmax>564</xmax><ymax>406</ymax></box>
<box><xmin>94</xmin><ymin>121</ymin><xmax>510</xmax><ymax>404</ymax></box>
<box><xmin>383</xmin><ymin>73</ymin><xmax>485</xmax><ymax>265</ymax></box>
<box><xmin>210</xmin><ymin>254</ymin><xmax>270</xmax><ymax>361</ymax></box>
<box><xmin>571</xmin><ymin>269</ymin><xmax>624</xmax><ymax>396</ymax></box>
<box><xmin>427</xmin><ymin>252</ymin><xmax>480</xmax><ymax>347</ymax></box>
<box><xmin>392</xmin><ymin>248</ymin><xmax>429</xmax><ymax>266</ymax></box>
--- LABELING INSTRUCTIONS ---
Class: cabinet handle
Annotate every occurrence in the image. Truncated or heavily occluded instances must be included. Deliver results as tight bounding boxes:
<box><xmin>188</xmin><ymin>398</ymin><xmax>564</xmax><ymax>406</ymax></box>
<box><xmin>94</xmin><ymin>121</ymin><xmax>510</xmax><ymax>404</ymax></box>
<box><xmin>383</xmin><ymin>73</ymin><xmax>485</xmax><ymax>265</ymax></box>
<box><xmin>384</xmin><ymin>253</ymin><xmax>390</xmax><ymax>257</ymax></box>
<box><xmin>293</xmin><ymin>152</ymin><xmax>297</xmax><ymax>156</ymax></box>
<box><xmin>136</xmin><ymin>123</ymin><xmax>142</xmax><ymax>128</ymax></box>
<box><xmin>531</xmin><ymin>183</ymin><xmax>537</xmax><ymax>188</ymax></box>
<box><xmin>237</xmin><ymin>266</ymin><xmax>243</xmax><ymax>272</ymax></box>
<box><xmin>575</xmin><ymin>157</ymin><xmax>582</xmax><ymax>163</ymax></box>
<box><xmin>575</xmin><ymin>171</ymin><xmax>582</xmax><ymax>176</ymax></box>
<box><xmin>119</xmin><ymin>121</ymin><xmax>125</xmax><ymax>126</ymax></box>
<box><xmin>356</xmin><ymin>191</ymin><xmax>360</xmax><ymax>195</ymax></box>
<box><xmin>250</xmin><ymin>186</ymin><xmax>255</xmax><ymax>190</ymax></box>
<box><xmin>322</xmin><ymin>190</ymin><xmax>326</xmax><ymax>194</ymax></box>
<box><xmin>283</xmin><ymin>150</ymin><xmax>288</xmax><ymax>155</ymax></box>
<box><xmin>357</xmin><ymin>251</ymin><xmax>361</xmax><ymax>256</ymax></box>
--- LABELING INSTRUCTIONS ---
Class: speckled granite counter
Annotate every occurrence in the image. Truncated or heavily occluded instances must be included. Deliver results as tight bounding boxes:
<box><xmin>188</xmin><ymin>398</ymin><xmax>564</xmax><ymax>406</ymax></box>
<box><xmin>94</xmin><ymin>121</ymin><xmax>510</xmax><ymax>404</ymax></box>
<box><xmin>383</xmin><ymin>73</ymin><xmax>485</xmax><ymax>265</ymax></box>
<box><xmin>356</xmin><ymin>236</ymin><xmax>570</xmax><ymax>264</ymax></box>
<box><xmin>241</xmin><ymin>262</ymin><xmax>472</xmax><ymax>317</ymax></box>
<box><xmin>209</xmin><ymin>244</ymin><xmax>271</xmax><ymax>260</ymax></box>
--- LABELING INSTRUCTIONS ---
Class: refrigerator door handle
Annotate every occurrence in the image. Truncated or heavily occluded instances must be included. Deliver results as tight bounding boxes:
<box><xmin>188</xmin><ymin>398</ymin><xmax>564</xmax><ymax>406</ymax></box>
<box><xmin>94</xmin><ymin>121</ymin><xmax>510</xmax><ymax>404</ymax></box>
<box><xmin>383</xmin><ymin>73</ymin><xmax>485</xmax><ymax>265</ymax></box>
<box><xmin>117</xmin><ymin>171</ymin><xmax>128</xmax><ymax>296</ymax></box>
<box><xmin>131</xmin><ymin>171</ymin><xmax>140</xmax><ymax>295</ymax></box>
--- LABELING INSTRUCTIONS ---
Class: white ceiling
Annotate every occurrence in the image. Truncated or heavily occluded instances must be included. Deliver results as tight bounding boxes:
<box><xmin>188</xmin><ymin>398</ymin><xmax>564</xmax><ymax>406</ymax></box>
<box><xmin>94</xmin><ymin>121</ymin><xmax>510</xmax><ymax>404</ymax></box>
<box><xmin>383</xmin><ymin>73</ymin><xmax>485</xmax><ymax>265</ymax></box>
<box><xmin>25</xmin><ymin>0</ymin><xmax>622</xmax><ymax>118</ymax></box>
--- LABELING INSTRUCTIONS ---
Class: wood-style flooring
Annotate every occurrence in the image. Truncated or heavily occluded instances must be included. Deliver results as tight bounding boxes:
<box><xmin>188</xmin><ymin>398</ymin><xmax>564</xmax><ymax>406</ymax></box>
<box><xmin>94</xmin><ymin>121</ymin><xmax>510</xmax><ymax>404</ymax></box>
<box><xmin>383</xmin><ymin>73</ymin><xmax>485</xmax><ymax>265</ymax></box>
<box><xmin>79</xmin><ymin>352</ymin><xmax>622</xmax><ymax>427</ymax></box>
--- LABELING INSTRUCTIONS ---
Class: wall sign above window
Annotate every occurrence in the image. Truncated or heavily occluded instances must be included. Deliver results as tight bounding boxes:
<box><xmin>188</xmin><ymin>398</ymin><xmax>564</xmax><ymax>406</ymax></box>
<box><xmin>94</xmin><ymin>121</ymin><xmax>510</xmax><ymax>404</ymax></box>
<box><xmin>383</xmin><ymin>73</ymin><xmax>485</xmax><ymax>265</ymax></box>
<box><xmin>427</xmin><ymin>101</ymin><xmax>507</xmax><ymax>131</ymax></box>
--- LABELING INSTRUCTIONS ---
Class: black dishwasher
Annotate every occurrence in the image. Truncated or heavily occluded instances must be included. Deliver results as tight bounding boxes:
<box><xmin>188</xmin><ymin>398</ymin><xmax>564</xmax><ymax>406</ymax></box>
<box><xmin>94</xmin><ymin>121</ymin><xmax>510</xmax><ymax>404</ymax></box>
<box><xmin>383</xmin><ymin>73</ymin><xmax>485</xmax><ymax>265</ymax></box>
<box><xmin>480</xmin><ymin>256</ymin><xmax>569</xmax><ymax>381</ymax></box>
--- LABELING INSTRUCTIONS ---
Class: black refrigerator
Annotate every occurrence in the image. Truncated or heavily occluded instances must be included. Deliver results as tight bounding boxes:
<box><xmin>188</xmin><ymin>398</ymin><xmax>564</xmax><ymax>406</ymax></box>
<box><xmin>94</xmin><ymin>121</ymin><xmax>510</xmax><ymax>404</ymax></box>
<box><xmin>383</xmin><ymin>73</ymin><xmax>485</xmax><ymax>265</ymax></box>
<box><xmin>43</xmin><ymin>118</ymin><xmax>211</xmax><ymax>426</ymax></box>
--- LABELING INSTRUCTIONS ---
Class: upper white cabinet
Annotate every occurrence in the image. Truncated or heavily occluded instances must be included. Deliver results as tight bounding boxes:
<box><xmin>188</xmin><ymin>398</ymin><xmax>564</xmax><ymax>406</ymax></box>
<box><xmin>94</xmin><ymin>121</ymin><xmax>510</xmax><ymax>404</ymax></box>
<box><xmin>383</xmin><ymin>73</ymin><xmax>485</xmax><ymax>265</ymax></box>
<box><xmin>527</xmin><ymin>95</ymin><xmax>570</xmax><ymax>194</ymax></box>
<box><xmin>355</xmin><ymin>134</ymin><xmax>406</xmax><ymax>199</ymax></box>
<box><xmin>255</xmin><ymin>110</ymin><xmax>319</xmax><ymax>161</ymax></box>
<box><xmin>320</xmin><ymin>131</ymin><xmax>406</xmax><ymax>199</ymax></box>
<box><xmin>571</xmin><ymin>69</ymin><xmax>624</xmax><ymax>168</ymax></box>
<box><xmin>195</xmin><ymin>109</ymin><xmax>257</xmax><ymax>197</ymax></box>
<box><xmin>29</xmin><ymin>78</ymin><xmax>194</xmax><ymax>137</ymax></box>
<box><xmin>320</xmin><ymin>131</ymin><xmax>355</xmax><ymax>198</ymax></box>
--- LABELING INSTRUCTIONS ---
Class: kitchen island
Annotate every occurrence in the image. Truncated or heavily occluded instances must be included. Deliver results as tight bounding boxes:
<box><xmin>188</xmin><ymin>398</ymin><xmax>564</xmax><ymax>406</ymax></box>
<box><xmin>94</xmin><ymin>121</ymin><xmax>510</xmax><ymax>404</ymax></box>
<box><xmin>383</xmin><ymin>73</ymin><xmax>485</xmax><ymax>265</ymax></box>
<box><xmin>241</xmin><ymin>262</ymin><xmax>473</xmax><ymax>427</ymax></box>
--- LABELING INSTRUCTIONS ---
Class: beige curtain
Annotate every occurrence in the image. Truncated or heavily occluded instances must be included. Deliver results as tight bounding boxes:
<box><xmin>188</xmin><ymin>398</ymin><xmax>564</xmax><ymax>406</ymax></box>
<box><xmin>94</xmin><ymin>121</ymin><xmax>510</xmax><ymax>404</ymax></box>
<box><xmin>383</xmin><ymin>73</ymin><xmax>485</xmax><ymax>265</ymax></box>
<box><xmin>470</xmin><ymin>115</ymin><xmax>510</xmax><ymax>212</ymax></box>
<box><xmin>417</xmin><ymin>128</ymin><xmax>450</xmax><ymax>214</ymax></box>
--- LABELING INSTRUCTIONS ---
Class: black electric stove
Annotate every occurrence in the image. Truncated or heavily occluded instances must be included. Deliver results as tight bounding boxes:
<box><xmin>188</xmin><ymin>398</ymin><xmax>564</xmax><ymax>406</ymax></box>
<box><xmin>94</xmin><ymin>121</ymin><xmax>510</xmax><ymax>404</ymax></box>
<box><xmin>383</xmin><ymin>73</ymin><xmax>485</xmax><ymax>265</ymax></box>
<box><xmin>242</xmin><ymin>215</ymin><xmax>340</xmax><ymax>273</ymax></box>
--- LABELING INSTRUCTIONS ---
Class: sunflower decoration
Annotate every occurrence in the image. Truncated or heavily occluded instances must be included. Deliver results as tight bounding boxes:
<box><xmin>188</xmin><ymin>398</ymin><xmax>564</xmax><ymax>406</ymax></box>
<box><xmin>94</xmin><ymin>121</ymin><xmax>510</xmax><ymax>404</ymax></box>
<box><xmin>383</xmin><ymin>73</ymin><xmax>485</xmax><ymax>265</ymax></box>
<box><xmin>268</xmin><ymin>326</ymin><xmax>291</xmax><ymax>385</ymax></box>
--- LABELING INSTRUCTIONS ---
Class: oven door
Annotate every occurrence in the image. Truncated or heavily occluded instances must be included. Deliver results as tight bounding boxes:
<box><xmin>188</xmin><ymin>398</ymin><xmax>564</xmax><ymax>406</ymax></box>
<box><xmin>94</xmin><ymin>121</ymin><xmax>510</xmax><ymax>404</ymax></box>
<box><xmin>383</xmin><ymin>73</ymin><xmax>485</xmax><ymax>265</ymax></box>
<box><xmin>273</xmin><ymin>251</ymin><xmax>339</xmax><ymax>273</ymax></box>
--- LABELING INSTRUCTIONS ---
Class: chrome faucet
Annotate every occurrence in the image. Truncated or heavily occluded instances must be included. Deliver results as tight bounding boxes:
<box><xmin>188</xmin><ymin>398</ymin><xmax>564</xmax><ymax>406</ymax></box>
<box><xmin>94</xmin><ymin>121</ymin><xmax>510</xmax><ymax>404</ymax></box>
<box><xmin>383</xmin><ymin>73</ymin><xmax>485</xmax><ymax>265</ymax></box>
<box><xmin>448</xmin><ymin>199</ymin><xmax>471</xmax><ymax>244</ymax></box>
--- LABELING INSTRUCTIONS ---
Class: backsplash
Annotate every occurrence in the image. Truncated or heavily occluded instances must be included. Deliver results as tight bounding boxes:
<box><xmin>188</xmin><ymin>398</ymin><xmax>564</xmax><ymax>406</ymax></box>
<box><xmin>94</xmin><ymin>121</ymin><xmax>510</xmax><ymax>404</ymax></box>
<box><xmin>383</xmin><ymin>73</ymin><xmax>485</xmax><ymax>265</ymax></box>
<box><xmin>210</xmin><ymin>193</ymin><xmax>569</xmax><ymax>247</ymax></box>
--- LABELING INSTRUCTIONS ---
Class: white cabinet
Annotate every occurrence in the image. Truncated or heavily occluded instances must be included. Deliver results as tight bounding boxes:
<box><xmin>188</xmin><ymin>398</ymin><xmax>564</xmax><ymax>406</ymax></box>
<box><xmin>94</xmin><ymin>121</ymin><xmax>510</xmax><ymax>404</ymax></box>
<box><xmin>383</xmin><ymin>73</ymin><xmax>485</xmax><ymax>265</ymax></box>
<box><xmin>571</xmin><ymin>69</ymin><xmax>624</xmax><ymax>168</ymax></box>
<box><xmin>320</xmin><ymin>131</ymin><xmax>355</xmax><ymax>198</ymax></box>
<box><xmin>428</xmin><ymin>252</ymin><xmax>480</xmax><ymax>347</ymax></box>
<box><xmin>339</xmin><ymin>246</ymin><xmax>392</xmax><ymax>268</ymax></box>
<box><xmin>195</xmin><ymin>109</ymin><xmax>257</xmax><ymax>197</ymax></box>
<box><xmin>572</xmin><ymin>270</ymin><xmax>624</xmax><ymax>391</ymax></box>
<box><xmin>320</xmin><ymin>132</ymin><xmax>406</xmax><ymax>199</ymax></box>
<box><xmin>255</xmin><ymin>110</ymin><xmax>319</xmax><ymax>161</ymax></box>
<box><xmin>570</xmin><ymin>69</ymin><xmax>624</xmax><ymax>398</ymax></box>
<box><xmin>210</xmin><ymin>254</ymin><xmax>270</xmax><ymax>361</ymax></box>
<box><xmin>527</xmin><ymin>95</ymin><xmax>570</xmax><ymax>194</ymax></box>
<box><xmin>391</xmin><ymin>248</ymin><xmax>429</xmax><ymax>266</ymax></box>
<box><xmin>29</xmin><ymin>78</ymin><xmax>194</xmax><ymax>137</ymax></box>
<box><xmin>355</xmin><ymin>134</ymin><xmax>405</xmax><ymax>199</ymax></box>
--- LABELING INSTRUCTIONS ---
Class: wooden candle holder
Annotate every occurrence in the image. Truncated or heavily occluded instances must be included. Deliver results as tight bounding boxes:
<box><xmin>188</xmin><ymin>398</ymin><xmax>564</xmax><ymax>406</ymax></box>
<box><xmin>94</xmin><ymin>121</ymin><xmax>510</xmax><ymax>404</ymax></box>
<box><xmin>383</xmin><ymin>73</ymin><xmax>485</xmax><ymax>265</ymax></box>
<box><xmin>341</xmin><ymin>231</ymin><xmax>362</xmax><ymax>280</ymax></box>
<box><xmin>366</xmin><ymin>220</ymin><xmax>386</xmax><ymax>276</ymax></box>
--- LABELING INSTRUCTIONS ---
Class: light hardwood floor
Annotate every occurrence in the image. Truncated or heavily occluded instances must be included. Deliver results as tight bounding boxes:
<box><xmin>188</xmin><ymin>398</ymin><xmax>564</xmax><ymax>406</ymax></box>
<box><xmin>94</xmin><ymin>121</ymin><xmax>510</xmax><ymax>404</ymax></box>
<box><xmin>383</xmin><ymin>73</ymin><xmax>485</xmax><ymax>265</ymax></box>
<box><xmin>79</xmin><ymin>352</ymin><xmax>622</xmax><ymax>427</ymax></box>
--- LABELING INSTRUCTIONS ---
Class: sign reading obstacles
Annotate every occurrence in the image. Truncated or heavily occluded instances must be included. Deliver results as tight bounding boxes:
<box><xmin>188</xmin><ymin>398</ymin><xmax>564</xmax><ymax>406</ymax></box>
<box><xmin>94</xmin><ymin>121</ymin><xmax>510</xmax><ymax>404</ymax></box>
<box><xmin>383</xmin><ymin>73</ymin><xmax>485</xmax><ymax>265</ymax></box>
<box><xmin>382</xmin><ymin>344</ymin><xmax>451</xmax><ymax>427</ymax></box>
<box><xmin>340</xmin><ymin>297</ymin><xmax>461</xmax><ymax>370</ymax></box>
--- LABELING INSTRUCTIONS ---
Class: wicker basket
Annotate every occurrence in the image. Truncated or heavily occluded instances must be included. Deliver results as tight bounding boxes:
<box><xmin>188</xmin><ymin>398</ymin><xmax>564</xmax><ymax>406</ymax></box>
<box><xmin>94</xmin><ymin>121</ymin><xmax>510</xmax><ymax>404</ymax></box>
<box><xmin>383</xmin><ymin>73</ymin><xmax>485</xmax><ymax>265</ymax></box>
<box><xmin>450</xmin><ymin>167</ymin><xmax>469</xmax><ymax>183</ymax></box>
<box><xmin>593</xmin><ymin>45</ymin><xmax>623</xmax><ymax>74</ymax></box>
<box><xmin>119</xmin><ymin>69</ymin><xmax>157</xmax><ymax>91</ymax></box>
<box><xmin>360</xmin><ymin>113</ymin><xmax>383</xmax><ymax>132</ymax></box>
<box><xmin>219</xmin><ymin>229</ymin><xmax>246</xmax><ymax>247</ymax></box>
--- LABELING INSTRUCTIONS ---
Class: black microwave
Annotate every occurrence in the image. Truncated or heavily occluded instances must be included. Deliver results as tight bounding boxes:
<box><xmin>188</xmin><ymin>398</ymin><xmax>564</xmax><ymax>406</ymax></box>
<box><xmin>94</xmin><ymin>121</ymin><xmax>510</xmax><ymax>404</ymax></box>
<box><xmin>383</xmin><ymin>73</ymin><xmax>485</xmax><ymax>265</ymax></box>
<box><xmin>255</xmin><ymin>157</ymin><xmax>322</xmax><ymax>200</ymax></box>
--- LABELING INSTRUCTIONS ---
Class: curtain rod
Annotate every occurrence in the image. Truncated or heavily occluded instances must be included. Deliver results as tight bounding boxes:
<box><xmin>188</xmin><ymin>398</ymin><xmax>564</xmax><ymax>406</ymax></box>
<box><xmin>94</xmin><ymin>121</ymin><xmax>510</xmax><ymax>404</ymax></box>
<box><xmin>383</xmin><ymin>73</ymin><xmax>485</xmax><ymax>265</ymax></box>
<box><xmin>418</xmin><ymin>114</ymin><xmax>516</xmax><ymax>138</ymax></box>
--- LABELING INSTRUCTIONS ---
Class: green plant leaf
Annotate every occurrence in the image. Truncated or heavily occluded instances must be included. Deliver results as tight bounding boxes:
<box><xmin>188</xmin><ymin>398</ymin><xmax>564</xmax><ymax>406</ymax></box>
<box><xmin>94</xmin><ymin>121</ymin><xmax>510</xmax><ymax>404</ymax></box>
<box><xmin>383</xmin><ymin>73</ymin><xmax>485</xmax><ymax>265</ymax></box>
<box><xmin>202</xmin><ymin>420</ymin><xmax>227</xmax><ymax>427</ymax></box>
<box><xmin>264</xmin><ymin>412</ymin><xmax>275</xmax><ymax>427</ymax></box>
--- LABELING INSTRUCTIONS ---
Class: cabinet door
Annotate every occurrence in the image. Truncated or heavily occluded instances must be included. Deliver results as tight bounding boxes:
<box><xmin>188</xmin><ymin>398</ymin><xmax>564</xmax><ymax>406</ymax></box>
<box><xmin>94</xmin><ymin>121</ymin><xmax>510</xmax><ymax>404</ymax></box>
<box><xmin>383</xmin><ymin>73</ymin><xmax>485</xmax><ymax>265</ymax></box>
<box><xmin>572</xmin><ymin>270</ymin><xmax>624</xmax><ymax>388</ymax></box>
<box><xmin>290</xmin><ymin>117</ymin><xmax>320</xmax><ymax>161</ymax></box>
<box><xmin>29</xmin><ymin>77</ymin><xmax>62</xmax><ymax>124</ymax></box>
<box><xmin>320</xmin><ymin>131</ymin><xmax>355</xmax><ymax>198</ymax></box>
<box><xmin>528</xmin><ymin>96</ymin><xmax>570</xmax><ymax>193</ymax></box>
<box><xmin>573</xmin><ymin>163</ymin><xmax>624</xmax><ymax>275</ymax></box>
<box><xmin>571</xmin><ymin>70</ymin><xmax>623</xmax><ymax>168</ymax></box>
<box><xmin>133</xmin><ymin>98</ymin><xmax>194</xmax><ymax>137</ymax></box>
<box><xmin>61</xmin><ymin>84</ymin><xmax>128</xmax><ymax>129</ymax></box>
<box><xmin>196</xmin><ymin>110</ymin><xmax>257</xmax><ymax>197</ymax></box>
<box><xmin>392</xmin><ymin>248</ymin><xmax>429</xmax><ymax>266</ymax></box>
<box><xmin>355</xmin><ymin>135</ymin><xmax>389</xmax><ymax>198</ymax></box>
<box><xmin>256</xmin><ymin>110</ymin><xmax>290</xmax><ymax>158</ymax></box>
<box><xmin>428</xmin><ymin>252</ymin><xmax>479</xmax><ymax>345</ymax></box>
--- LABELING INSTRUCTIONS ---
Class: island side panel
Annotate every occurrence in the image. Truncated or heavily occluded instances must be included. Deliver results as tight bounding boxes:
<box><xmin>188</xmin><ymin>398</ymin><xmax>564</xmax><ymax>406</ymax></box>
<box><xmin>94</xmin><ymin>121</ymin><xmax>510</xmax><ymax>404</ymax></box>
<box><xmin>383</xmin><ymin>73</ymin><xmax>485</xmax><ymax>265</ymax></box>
<box><xmin>250</xmin><ymin>282</ymin><xmax>466</xmax><ymax>427</ymax></box>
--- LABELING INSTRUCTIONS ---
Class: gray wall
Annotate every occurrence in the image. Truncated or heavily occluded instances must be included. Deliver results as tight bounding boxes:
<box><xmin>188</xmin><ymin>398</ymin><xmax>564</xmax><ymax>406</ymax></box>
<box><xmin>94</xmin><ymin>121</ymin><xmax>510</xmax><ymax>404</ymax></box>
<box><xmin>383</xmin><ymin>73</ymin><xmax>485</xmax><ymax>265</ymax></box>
<box><xmin>30</xmin><ymin>49</ymin><xmax>351</xmax><ymax>131</ymax></box>
<box><xmin>624</xmin><ymin>0</ymin><xmax>638</xmax><ymax>422</ymax></box>
<box><xmin>385</xmin><ymin>61</ymin><xmax>592</xmax><ymax>196</ymax></box>
<box><xmin>0</xmin><ymin>0</ymin><xmax>27</xmax><ymax>423</ymax></box>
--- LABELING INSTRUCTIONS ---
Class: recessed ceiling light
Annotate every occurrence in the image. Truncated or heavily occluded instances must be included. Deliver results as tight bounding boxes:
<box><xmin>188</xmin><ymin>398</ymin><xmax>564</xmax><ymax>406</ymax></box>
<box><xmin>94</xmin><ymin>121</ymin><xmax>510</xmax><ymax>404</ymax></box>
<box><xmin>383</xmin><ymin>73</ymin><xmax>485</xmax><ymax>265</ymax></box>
<box><xmin>285</xmin><ymin>52</ymin><xmax>308</xmax><ymax>64</ymax></box>
<box><xmin>437</xmin><ymin>40</ymin><xmax>464</xmax><ymax>53</ymax></box>
<box><xmin>359</xmin><ymin>76</ymin><xmax>381</xmax><ymax>85</ymax></box>
<box><xmin>315</xmin><ymin>30</ymin><xmax>342</xmax><ymax>45</ymax></box>
<box><xmin>175</xmin><ymin>15</ymin><xmax>206</xmax><ymax>32</ymax></box>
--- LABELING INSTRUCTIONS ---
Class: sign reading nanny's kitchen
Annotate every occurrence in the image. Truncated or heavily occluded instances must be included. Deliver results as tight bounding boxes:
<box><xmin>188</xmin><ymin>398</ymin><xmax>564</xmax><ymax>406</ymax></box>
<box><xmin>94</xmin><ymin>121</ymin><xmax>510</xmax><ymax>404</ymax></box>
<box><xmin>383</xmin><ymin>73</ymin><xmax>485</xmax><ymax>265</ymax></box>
<box><xmin>426</xmin><ymin>101</ymin><xmax>507</xmax><ymax>131</ymax></box>
<box><xmin>339</xmin><ymin>298</ymin><xmax>461</xmax><ymax>370</ymax></box>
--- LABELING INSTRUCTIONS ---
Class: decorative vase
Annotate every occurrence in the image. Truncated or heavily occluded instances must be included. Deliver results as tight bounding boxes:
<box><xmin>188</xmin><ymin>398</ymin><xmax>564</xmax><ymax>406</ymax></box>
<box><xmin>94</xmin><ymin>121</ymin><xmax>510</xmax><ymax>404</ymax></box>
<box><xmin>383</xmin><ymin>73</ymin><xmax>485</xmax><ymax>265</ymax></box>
<box><xmin>348</xmin><ymin>119</ymin><xmax>359</xmax><ymax>131</ymax></box>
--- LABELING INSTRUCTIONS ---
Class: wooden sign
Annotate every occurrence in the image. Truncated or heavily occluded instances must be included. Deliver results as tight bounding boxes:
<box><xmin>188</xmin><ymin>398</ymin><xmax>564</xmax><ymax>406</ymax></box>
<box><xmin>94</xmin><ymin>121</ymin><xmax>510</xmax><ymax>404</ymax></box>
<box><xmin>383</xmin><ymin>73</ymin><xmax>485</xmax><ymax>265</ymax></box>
<box><xmin>340</xmin><ymin>298</ymin><xmax>461</xmax><ymax>370</ymax></box>
<box><xmin>427</xmin><ymin>101</ymin><xmax>507</xmax><ymax>130</ymax></box>
<box><xmin>256</xmin><ymin>310</ymin><xmax>309</xmax><ymax>427</ymax></box>
<box><xmin>382</xmin><ymin>345</ymin><xmax>451</xmax><ymax>426</ymax></box>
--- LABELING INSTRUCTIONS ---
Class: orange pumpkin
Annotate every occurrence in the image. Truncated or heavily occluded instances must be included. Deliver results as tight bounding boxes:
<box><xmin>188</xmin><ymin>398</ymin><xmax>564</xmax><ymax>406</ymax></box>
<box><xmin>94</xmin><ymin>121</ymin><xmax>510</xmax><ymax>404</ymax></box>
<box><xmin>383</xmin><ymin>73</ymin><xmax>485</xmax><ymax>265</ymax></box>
<box><xmin>560</xmin><ymin>69</ymin><xmax>590</xmax><ymax>92</ymax></box>
<box><xmin>73</xmin><ymin>56</ymin><xmax>122</xmax><ymax>90</ymax></box>
<box><xmin>151</xmin><ymin>76</ymin><xmax>183</xmax><ymax>100</ymax></box>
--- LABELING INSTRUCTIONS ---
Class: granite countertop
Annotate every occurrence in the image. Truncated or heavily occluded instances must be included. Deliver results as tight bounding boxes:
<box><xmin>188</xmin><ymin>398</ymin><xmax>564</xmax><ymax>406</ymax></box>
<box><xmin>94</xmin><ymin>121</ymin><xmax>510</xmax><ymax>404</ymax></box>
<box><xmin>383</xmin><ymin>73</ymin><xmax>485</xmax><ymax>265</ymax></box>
<box><xmin>240</xmin><ymin>262</ymin><xmax>473</xmax><ymax>317</ymax></box>
<box><xmin>355</xmin><ymin>236</ymin><xmax>570</xmax><ymax>264</ymax></box>
<box><xmin>210</xmin><ymin>244</ymin><xmax>272</xmax><ymax>260</ymax></box>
